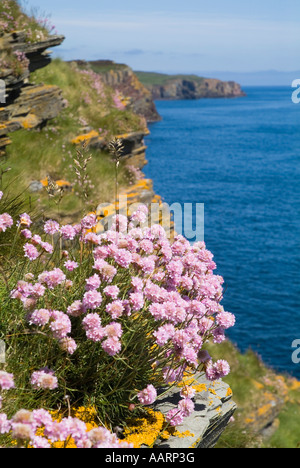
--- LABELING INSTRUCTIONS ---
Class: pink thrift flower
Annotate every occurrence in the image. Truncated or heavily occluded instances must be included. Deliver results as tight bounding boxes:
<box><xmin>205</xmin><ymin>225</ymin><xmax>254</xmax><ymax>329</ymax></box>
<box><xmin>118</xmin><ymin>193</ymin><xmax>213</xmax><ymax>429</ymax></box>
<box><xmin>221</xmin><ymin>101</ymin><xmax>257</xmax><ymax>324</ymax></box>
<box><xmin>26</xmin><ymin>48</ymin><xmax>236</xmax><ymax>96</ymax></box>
<box><xmin>178</xmin><ymin>398</ymin><xmax>195</xmax><ymax>417</ymax></box>
<box><xmin>60</xmin><ymin>224</ymin><xmax>76</xmax><ymax>240</ymax></box>
<box><xmin>64</xmin><ymin>260</ymin><xmax>78</xmax><ymax>271</ymax></box>
<box><xmin>82</xmin><ymin>290</ymin><xmax>102</xmax><ymax>310</ymax></box>
<box><xmin>113</xmin><ymin>249</ymin><xmax>132</xmax><ymax>268</ymax></box>
<box><xmin>29</xmin><ymin>308</ymin><xmax>51</xmax><ymax>327</ymax></box>
<box><xmin>81</xmin><ymin>214</ymin><xmax>97</xmax><ymax>229</ymax></box>
<box><xmin>59</xmin><ymin>337</ymin><xmax>77</xmax><ymax>355</ymax></box>
<box><xmin>44</xmin><ymin>219</ymin><xmax>60</xmax><ymax>235</ymax></box>
<box><xmin>106</xmin><ymin>300</ymin><xmax>124</xmax><ymax>319</ymax></box>
<box><xmin>40</xmin><ymin>241</ymin><xmax>54</xmax><ymax>254</ymax></box>
<box><xmin>84</xmin><ymin>232</ymin><xmax>100</xmax><ymax>245</ymax></box>
<box><xmin>67</xmin><ymin>300</ymin><xmax>84</xmax><ymax>317</ymax></box>
<box><xmin>101</xmin><ymin>337</ymin><xmax>121</xmax><ymax>356</ymax></box>
<box><xmin>85</xmin><ymin>274</ymin><xmax>101</xmax><ymax>291</ymax></box>
<box><xmin>0</xmin><ymin>414</ymin><xmax>11</xmax><ymax>434</ymax></box>
<box><xmin>137</xmin><ymin>384</ymin><xmax>157</xmax><ymax>405</ymax></box>
<box><xmin>20</xmin><ymin>229</ymin><xmax>32</xmax><ymax>239</ymax></box>
<box><xmin>103</xmin><ymin>285</ymin><xmax>119</xmax><ymax>299</ymax></box>
<box><xmin>49</xmin><ymin>311</ymin><xmax>71</xmax><ymax>339</ymax></box>
<box><xmin>129</xmin><ymin>292</ymin><xmax>144</xmax><ymax>311</ymax></box>
<box><xmin>19</xmin><ymin>213</ymin><xmax>32</xmax><ymax>227</ymax></box>
<box><xmin>104</xmin><ymin>322</ymin><xmax>123</xmax><ymax>339</ymax></box>
<box><xmin>0</xmin><ymin>371</ymin><xmax>15</xmax><ymax>390</ymax></box>
<box><xmin>23</xmin><ymin>243</ymin><xmax>39</xmax><ymax>261</ymax></box>
<box><xmin>180</xmin><ymin>386</ymin><xmax>196</xmax><ymax>399</ymax></box>
<box><xmin>82</xmin><ymin>313</ymin><xmax>102</xmax><ymax>330</ymax></box>
<box><xmin>216</xmin><ymin>311</ymin><xmax>236</xmax><ymax>329</ymax></box>
<box><xmin>0</xmin><ymin>213</ymin><xmax>13</xmax><ymax>232</ymax></box>
<box><xmin>31</xmin><ymin>368</ymin><xmax>58</xmax><ymax>390</ymax></box>
<box><xmin>165</xmin><ymin>408</ymin><xmax>184</xmax><ymax>427</ymax></box>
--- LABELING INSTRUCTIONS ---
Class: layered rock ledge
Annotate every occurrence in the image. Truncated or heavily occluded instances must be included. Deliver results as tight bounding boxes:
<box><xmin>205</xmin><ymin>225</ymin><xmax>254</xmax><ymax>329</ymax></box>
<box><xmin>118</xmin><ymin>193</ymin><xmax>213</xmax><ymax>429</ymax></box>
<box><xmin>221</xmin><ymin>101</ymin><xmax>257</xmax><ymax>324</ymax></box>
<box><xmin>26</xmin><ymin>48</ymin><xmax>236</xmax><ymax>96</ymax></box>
<box><xmin>0</xmin><ymin>32</ymin><xmax>65</xmax><ymax>156</ymax></box>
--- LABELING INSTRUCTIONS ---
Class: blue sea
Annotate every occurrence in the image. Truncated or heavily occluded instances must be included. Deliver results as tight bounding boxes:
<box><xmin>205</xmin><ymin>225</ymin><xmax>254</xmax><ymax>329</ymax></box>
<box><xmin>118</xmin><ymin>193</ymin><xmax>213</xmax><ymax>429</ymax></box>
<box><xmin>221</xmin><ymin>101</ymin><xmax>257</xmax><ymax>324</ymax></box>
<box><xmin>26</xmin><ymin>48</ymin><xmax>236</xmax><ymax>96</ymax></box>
<box><xmin>144</xmin><ymin>87</ymin><xmax>300</xmax><ymax>378</ymax></box>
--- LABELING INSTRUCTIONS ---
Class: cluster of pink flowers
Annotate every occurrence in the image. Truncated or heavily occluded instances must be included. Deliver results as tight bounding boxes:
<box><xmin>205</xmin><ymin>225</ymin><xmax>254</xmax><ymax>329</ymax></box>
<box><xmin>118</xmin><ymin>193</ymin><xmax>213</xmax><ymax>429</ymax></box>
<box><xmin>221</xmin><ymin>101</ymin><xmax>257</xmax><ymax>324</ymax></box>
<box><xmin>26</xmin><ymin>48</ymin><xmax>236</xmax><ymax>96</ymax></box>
<box><xmin>0</xmin><ymin>403</ymin><xmax>132</xmax><ymax>448</ymax></box>
<box><xmin>2</xmin><ymin>194</ymin><xmax>235</xmax><ymax>431</ymax></box>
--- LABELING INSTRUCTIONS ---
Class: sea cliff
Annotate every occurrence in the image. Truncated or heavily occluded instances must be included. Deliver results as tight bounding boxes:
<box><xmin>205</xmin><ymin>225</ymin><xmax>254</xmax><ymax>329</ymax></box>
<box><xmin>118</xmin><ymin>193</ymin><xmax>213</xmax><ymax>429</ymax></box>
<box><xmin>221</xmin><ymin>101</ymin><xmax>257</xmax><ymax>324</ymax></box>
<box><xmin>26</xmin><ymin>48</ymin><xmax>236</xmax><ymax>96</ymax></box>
<box><xmin>135</xmin><ymin>71</ymin><xmax>246</xmax><ymax>100</ymax></box>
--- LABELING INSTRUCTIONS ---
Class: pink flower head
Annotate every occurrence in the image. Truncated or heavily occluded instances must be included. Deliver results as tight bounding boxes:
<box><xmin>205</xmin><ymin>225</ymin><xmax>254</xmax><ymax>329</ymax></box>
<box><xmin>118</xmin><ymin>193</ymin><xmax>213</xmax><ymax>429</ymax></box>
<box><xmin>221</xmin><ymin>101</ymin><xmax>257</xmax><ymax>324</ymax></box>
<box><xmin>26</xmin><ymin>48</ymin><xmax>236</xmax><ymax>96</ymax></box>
<box><xmin>49</xmin><ymin>311</ymin><xmax>71</xmax><ymax>339</ymax></box>
<box><xmin>64</xmin><ymin>260</ymin><xmax>78</xmax><ymax>272</ymax></box>
<box><xmin>205</xmin><ymin>360</ymin><xmax>230</xmax><ymax>381</ymax></box>
<box><xmin>20</xmin><ymin>229</ymin><xmax>32</xmax><ymax>239</ymax></box>
<box><xmin>111</xmin><ymin>214</ymin><xmax>128</xmax><ymax>233</ymax></box>
<box><xmin>38</xmin><ymin>268</ymin><xmax>66</xmax><ymax>289</ymax></box>
<box><xmin>178</xmin><ymin>398</ymin><xmax>195</xmax><ymax>417</ymax></box>
<box><xmin>60</xmin><ymin>224</ymin><xmax>76</xmax><ymax>240</ymax></box>
<box><xmin>44</xmin><ymin>219</ymin><xmax>60</xmax><ymax>235</ymax></box>
<box><xmin>81</xmin><ymin>214</ymin><xmax>97</xmax><ymax>229</ymax></box>
<box><xmin>129</xmin><ymin>292</ymin><xmax>144</xmax><ymax>311</ymax></box>
<box><xmin>0</xmin><ymin>414</ymin><xmax>11</xmax><ymax>434</ymax></box>
<box><xmin>59</xmin><ymin>337</ymin><xmax>77</xmax><ymax>355</ymax></box>
<box><xmin>216</xmin><ymin>311</ymin><xmax>236</xmax><ymax>330</ymax></box>
<box><xmin>0</xmin><ymin>213</ymin><xmax>13</xmax><ymax>232</ymax></box>
<box><xmin>19</xmin><ymin>213</ymin><xmax>32</xmax><ymax>228</ymax></box>
<box><xmin>113</xmin><ymin>249</ymin><xmax>132</xmax><ymax>268</ymax></box>
<box><xmin>106</xmin><ymin>300</ymin><xmax>124</xmax><ymax>319</ymax></box>
<box><xmin>85</xmin><ymin>274</ymin><xmax>101</xmax><ymax>291</ymax></box>
<box><xmin>31</xmin><ymin>368</ymin><xmax>58</xmax><ymax>390</ymax></box>
<box><xmin>137</xmin><ymin>384</ymin><xmax>157</xmax><ymax>405</ymax></box>
<box><xmin>165</xmin><ymin>408</ymin><xmax>184</xmax><ymax>427</ymax></box>
<box><xmin>82</xmin><ymin>290</ymin><xmax>102</xmax><ymax>310</ymax></box>
<box><xmin>93</xmin><ymin>259</ymin><xmax>117</xmax><ymax>283</ymax></box>
<box><xmin>84</xmin><ymin>232</ymin><xmax>100</xmax><ymax>245</ymax></box>
<box><xmin>103</xmin><ymin>285</ymin><xmax>120</xmax><ymax>299</ymax></box>
<box><xmin>40</xmin><ymin>241</ymin><xmax>54</xmax><ymax>254</ymax></box>
<box><xmin>104</xmin><ymin>322</ymin><xmax>123</xmax><ymax>339</ymax></box>
<box><xmin>101</xmin><ymin>337</ymin><xmax>121</xmax><ymax>356</ymax></box>
<box><xmin>29</xmin><ymin>308</ymin><xmax>51</xmax><ymax>327</ymax></box>
<box><xmin>23</xmin><ymin>243</ymin><xmax>39</xmax><ymax>261</ymax></box>
<box><xmin>0</xmin><ymin>371</ymin><xmax>15</xmax><ymax>390</ymax></box>
<box><xmin>67</xmin><ymin>300</ymin><xmax>84</xmax><ymax>317</ymax></box>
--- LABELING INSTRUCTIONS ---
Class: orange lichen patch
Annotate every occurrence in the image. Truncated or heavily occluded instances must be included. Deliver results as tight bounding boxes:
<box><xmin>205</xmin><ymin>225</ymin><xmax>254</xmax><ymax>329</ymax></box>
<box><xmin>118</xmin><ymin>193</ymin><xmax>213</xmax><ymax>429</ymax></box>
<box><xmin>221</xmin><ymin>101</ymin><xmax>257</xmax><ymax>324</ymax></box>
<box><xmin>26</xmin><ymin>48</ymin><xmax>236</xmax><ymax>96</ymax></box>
<box><xmin>209</xmin><ymin>388</ymin><xmax>217</xmax><ymax>395</ymax></box>
<box><xmin>226</xmin><ymin>387</ymin><xmax>233</xmax><ymax>397</ymax></box>
<box><xmin>122</xmin><ymin>409</ymin><xmax>193</xmax><ymax>448</ymax></box>
<box><xmin>40</xmin><ymin>178</ymin><xmax>71</xmax><ymax>188</ymax></box>
<box><xmin>55</xmin><ymin>180</ymin><xmax>72</xmax><ymax>188</ymax></box>
<box><xmin>244</xmin><ymin>417</ymin><xmax>255</xmax><ymax>424</ymax></box>
<box><xmin>257</xmin><ymin>403</ymin><xmax>272</xmax><ymax>417</ymax></box>
<box><xmin>0</xmin><ymin>124</ymin><xmax>7</xmax><ymax>129</ymax></box>
<box><xmin>122</xmin><ymin>409</ymin><xmax>165</xmax><ymax>448</ymax></box>
<box><xmin>21</xmin><ymin>114</ymin><xmax>39</xmax><ymax>129</ymax></box>
<box><xmin>71</xmin><ymin>130</ymin><xmax>99</xmax><ymax>145</ymax></box>
<box><xmin>289</xmin><ymin>379</ymin><xmax>300</xmax><ymax>391</ymax></box>
<box><xmin>251</xmin><ymin>379</ymin><xmax>264</xmax><ymax>390</ymax></box>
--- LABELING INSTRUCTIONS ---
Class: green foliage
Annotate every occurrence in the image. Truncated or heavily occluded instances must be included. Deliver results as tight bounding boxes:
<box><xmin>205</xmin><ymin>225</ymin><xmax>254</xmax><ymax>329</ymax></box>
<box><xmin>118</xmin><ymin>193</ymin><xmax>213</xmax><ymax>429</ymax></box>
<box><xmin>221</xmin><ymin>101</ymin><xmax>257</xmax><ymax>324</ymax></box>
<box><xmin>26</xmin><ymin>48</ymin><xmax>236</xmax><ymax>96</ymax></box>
<box><xmin>134</xmin><ymin>71</ymin><xmax>205</xmax><ymax>87</ymax></box>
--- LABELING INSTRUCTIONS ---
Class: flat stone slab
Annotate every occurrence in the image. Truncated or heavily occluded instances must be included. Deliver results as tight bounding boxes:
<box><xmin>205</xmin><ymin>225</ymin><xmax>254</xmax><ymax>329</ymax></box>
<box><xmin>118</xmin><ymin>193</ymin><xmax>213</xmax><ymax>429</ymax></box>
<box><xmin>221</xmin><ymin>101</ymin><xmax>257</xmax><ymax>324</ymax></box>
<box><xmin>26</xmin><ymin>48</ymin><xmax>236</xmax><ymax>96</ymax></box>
<box><xmin>149</xmin><ymin>373</ymin><xmax>236</xmax><ymax>449</ymax></box>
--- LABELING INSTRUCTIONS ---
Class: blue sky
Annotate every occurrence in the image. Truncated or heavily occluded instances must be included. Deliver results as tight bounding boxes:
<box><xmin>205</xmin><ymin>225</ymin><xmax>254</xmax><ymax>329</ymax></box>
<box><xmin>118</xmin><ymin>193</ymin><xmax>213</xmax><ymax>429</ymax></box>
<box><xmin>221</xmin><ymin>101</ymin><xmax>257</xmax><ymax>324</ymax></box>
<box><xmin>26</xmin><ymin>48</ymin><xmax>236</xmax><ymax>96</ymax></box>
<box><xmin>23</xmin><ymin>0</ymin><xmax>300</xmax><ymax>84</ymax></box>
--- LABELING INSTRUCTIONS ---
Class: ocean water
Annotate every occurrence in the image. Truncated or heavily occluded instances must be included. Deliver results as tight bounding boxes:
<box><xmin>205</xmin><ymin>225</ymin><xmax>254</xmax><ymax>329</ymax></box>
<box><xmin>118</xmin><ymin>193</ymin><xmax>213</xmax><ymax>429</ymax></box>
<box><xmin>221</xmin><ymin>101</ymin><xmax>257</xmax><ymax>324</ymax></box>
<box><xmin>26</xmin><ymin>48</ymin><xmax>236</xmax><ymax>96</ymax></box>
<box><xmin>144</xmin><ymin>87</ymin><xmax>300</xmax><ymax>377</ymax></box>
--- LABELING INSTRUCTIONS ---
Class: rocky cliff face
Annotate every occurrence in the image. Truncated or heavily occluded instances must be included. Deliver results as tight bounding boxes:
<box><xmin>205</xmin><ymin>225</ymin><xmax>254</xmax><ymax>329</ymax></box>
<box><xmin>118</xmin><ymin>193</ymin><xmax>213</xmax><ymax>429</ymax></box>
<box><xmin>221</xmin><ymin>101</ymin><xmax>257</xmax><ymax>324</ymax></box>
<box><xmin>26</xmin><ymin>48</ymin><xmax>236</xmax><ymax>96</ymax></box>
<box><xmin>0</xmin><ymin>31</ymin><xmax>65</xmax><ymax>156</ymax></box>
<box><xmin>78</xmin><ymin>60</ymin><xmax>161</xmax><ymax>123</ymax></box>
<box><xmin>138</xmin><ymin>74</ymin><xmax>246</xmax><ymax>100</ymax></box>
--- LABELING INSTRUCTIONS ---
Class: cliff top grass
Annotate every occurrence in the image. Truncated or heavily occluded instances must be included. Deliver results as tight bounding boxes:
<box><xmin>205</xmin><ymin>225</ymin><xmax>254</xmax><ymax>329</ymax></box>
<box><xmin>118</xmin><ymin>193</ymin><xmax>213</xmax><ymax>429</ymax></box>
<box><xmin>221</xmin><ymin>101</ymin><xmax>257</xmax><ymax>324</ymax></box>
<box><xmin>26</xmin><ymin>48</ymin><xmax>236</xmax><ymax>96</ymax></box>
<box><xmin>206</xmin><ymin>340</ymin><xmax>300</xmax><ymax>448</ymax></box>
<box><xmin>0</xmin><ymin>0</ymin><xmax>54</xmax><ymax>43</ymax></box>
<box><xmin>134</xmin><ymin>71</ymin><xmax>205</xmax><ymax>86</ymax></box>
<box><xmin>2</xmin><ymin>57</ymin><xmax>147</xmax><ymax>222</ymax></box>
